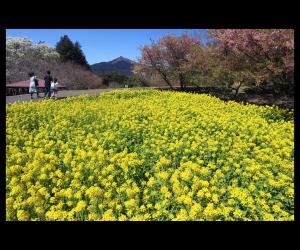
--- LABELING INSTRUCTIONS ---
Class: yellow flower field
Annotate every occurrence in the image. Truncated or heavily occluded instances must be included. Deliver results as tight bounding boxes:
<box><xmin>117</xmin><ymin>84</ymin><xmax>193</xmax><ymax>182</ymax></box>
<box><xmin>6</xmin><ymin>90</ymin><xmax>294</xmax><ymax>221</ymax></box>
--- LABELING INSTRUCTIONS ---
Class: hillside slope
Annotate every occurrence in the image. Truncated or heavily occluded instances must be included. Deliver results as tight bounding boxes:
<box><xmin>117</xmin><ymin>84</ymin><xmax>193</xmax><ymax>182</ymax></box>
<box><xmin>91</xmin><ymin>56</ymin><xmax>136</xmax><ymax>76</ymax></box>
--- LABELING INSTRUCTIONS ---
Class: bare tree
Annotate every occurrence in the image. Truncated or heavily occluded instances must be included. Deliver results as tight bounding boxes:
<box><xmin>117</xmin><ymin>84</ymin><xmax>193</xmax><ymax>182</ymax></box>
<box><xmin>6</xmin><ymin>37</ymin><xmax>103</xmax><ymax>89</ymax></box>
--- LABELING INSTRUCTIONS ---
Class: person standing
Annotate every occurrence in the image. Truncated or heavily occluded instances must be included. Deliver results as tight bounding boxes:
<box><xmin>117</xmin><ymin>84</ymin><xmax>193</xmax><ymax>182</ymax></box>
<box><xmin>44</xmin><ymin>70</ymin><xmax>53</xmax><ymax>98</ymax></box>
<box><xmin>50</xmin><ymin>78</ymin><xmax>59</xmax><ymax>99</ymax></box>
<box><xmin>33</xmin><ymin>73</ymin><xmax>40</xmax><ymax>98</ymax></box>
<box><xmin>28</xmin><ymin>72</ymin><xmax>39</xmax><ymax>99</ymax></box>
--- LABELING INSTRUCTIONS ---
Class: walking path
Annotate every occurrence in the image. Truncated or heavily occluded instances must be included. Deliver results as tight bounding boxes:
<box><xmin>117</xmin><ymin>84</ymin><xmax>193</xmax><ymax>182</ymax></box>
<box><xmin>6</xmin><ymin>87</ymin><xmax>165</xmax><ymax>104</ymax></box>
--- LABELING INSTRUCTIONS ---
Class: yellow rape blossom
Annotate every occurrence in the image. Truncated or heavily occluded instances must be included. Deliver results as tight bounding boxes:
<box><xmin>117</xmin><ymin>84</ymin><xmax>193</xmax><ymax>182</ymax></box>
<box><xmin>6</xmin><ymin>90</ymin><xmax>294</xmax><ymax>221</ymax></box>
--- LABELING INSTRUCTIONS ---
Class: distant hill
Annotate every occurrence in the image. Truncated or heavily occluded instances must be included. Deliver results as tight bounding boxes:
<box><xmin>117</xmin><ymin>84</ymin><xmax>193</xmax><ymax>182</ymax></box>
<box><xmin>91</xmin><ymin>56</ymin><xmax>136</xmax><ymax>76</ymax></box>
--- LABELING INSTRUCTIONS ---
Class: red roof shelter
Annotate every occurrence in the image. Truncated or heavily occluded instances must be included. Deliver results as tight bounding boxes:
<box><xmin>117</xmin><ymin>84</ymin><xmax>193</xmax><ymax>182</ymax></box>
<box><xmin>6</xmin><ymin>79</ymin><xmax>66</xmax><ymax>96</ymax></box>
<box><xmin>6</xmin><ymin>79</ymin><xmax>46</xmax><ymax>88</ymax></box>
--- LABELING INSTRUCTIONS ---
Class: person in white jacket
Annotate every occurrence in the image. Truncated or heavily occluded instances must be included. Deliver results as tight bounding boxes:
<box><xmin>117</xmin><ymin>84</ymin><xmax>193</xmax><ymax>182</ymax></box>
<box><xmin>50</xmin><ymin>78</ymin><xmax>59</xmax><ymax>99</ymax></box>
<box><xmin>28</xmin><ymin>72</ymin><xmax>39</xmax><ymax>99</ymax></box>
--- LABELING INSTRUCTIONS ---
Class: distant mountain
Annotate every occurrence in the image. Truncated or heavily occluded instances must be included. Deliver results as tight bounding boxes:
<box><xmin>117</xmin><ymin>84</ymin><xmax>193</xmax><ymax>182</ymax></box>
<box><xmin>91</xmin><ymin>56</ymin><xmax>136</xmax><ymax>76</ymax></box>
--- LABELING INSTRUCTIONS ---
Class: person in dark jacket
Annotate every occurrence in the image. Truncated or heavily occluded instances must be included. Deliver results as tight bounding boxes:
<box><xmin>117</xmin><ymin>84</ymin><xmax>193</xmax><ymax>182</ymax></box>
<box><xmin>44</xmin><ymin>70</ymin><xmax>53</xmax><ymax>98</ymax></box>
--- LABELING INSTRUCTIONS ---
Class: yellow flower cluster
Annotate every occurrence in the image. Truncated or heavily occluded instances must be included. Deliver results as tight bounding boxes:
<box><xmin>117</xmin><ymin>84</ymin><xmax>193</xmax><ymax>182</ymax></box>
<box><xmin>6</xmin><ymin>90</ymin><xmax>294</xmax><ymax>221</ymax></box>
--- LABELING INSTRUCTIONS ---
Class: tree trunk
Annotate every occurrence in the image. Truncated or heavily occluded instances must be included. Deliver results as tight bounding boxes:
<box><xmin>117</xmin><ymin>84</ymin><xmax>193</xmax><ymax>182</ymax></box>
<box><xmin>161</xmin><ymin>74</ymin><xmax>174</xmax><ymax>90</ymax></box>
<box><xmin>179</xmin><ymin>74</ymin><xmax>186</xmax><ymax>90</ymax></box>
<box><xmin>233</xmin><ymin>81</ymin><xmax>243</xmax><ymax>99</ymax></box>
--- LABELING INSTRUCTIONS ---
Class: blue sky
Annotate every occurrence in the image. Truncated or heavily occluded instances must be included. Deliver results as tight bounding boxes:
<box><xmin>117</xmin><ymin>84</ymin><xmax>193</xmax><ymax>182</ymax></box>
<box><xmin>6</xmin><ymin>29</ymin><xmax>208</xmax><ymax>65</ymax></box>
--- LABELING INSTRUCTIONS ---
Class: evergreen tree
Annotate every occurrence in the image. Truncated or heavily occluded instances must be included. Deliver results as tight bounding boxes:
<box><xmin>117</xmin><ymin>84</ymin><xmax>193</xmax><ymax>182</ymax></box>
<box><xmin>55</xmin><ymin>35</ymin><xmax>90</xmax><ymax>70</ymax></box>
<box><xmin>55</xmin><ymin>35</ymin><xmax>74</xmax><ymax>61</ymax></box>
<box><xmin>73</xmin><ymin>42</ymin><xmax>90</xmax><ymax>70</ymax></box>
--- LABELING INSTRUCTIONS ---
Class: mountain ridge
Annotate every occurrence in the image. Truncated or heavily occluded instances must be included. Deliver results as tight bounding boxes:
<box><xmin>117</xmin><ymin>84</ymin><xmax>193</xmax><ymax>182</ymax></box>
<box><xmin>91</xmin><ymin>56</ymin><xmax>137</xmax><ymax>76</ymax></box>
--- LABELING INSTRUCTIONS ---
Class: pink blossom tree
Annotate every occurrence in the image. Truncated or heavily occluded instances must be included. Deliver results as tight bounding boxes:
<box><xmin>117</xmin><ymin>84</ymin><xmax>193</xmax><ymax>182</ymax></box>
<box><xmin>208</xmin><ymin>29</ymin><xmax>294</xmax><ymax>95</ymax></box>
<box><xmin>136</xmin><ymin>33</ymin><xmax>201</xmax><ymax>89</ymax></box>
